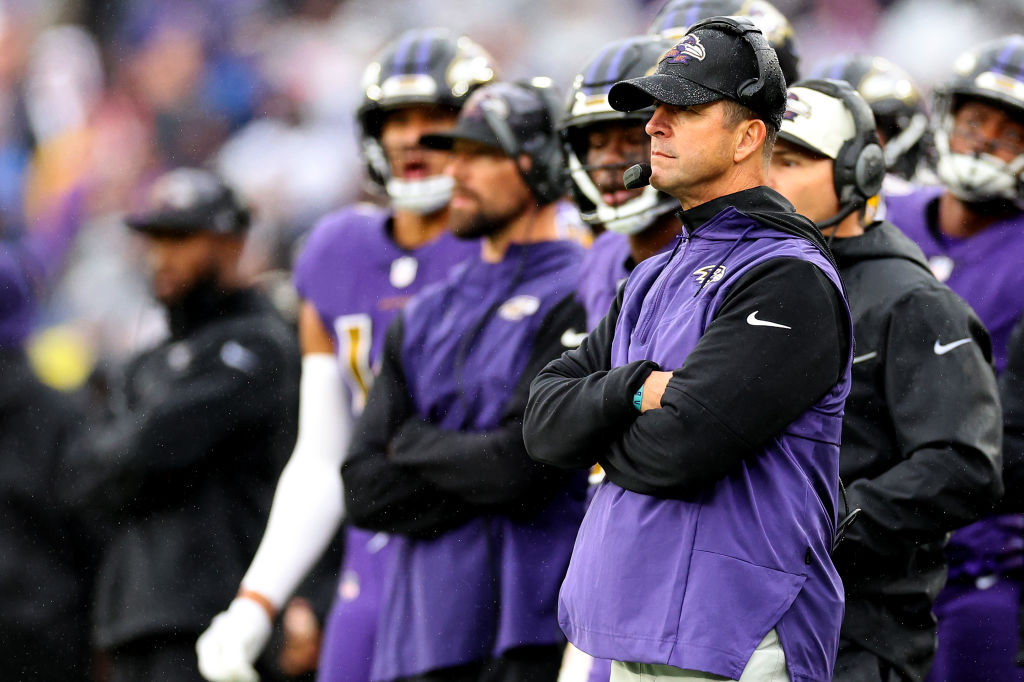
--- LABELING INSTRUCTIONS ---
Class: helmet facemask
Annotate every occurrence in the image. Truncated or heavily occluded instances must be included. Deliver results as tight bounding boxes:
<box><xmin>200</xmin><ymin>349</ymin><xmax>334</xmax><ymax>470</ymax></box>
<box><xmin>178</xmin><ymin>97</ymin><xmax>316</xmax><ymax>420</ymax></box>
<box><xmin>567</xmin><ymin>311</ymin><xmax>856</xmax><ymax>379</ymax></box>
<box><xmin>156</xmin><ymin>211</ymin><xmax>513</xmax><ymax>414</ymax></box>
<box><xmin>930</xmin><ymin>35</ymin><xmax>1024</xmax><ymax>207</ymax></box>
<box><xmin>934</xmin><ymin>93</ymin><xmax>1024</xmax><ymax>207</ymax></box>
<box><xmin>562</xmin><ymin>120</ymin><xmax>676</xmax><ymax>235</ymax></box>
<box><xmin>364</xmin><ymin>117</ymin><xmax>456</xmax><ymax>215</ymax></box>
<box><xmin>357</xmin><ymin>29</ymin><xmax>498</xmax><ymax>214</ymax></box>
<box><xmin>560</xmin><ymin>34</ymin><xmax>681</xmax><ymax>235</ymax></box>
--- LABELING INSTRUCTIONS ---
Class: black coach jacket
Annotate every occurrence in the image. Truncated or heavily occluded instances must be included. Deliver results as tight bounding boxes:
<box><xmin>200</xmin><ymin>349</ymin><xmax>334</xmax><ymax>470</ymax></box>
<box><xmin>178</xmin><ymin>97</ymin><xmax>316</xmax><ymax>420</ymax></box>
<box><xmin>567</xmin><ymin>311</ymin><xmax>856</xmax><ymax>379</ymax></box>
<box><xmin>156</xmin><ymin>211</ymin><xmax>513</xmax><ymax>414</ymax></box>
<box><xmin>0</xmin><ymin>350</ymin><xmax>94</xmax><ymax>679</ymax></box>
<box><xmin>1000</xmin><ymin>316</ymin><xmax>1024</xmax><ymax>513</ymax></box>
<box><xmin>61</xmin><ymin>286</ymin><xmax>299</xmax><ymax>649</ymax></box>
<box><xmin>829</xmin><ymin>220</ymin><xmax>1003</xmax><ymax>680</ymax></box>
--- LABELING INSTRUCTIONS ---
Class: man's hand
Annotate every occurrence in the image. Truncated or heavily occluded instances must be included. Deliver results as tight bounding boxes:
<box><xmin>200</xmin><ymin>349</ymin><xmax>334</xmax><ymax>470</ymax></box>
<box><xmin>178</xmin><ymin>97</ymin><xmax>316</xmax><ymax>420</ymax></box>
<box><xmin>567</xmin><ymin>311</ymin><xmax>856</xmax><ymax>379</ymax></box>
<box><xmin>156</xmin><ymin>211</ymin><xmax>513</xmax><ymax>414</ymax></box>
<box><xmin>641</xmin><ymin>371</ymin><xmax>673</xmax><ymax>412</ymax></box>
<box><xmin>278</xmin><ymin>597</ymin><xmax>321</xmax><ymax>677</ymax></box>
<box><xmin>196</xmin><ymin>597</ymin><xmax>273</xmax><ymax>682</ymax></box>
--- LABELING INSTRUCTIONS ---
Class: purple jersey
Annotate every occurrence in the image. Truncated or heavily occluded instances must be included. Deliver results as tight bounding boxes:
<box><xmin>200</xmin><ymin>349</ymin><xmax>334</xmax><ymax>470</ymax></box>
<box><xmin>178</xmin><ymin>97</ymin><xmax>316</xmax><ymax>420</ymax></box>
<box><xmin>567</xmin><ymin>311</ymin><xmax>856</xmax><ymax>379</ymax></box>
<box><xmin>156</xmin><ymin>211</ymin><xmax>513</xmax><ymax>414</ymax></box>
<box><xmin>293</xmin><ymin>204</ymin><xmax>478</xmax><ymax>415</ymax></box>
<box><xmin>576</xmin><ymin>231</ymin><xmax>678</xmax><ymax>331</ymax></box>
<box><xmin>577</xmin><ymin>231</ymin><xmax>631</xmax><ymax>331</ymax></box>
<box><xmin>291</xmin><ymin>204</ymin><xmax>476</xmax><ymax>682</ymax></box>
<box><xmin>884</xmin><ymin>187</ymin><xmax>1024</xmax><ymax>373</ymax></box>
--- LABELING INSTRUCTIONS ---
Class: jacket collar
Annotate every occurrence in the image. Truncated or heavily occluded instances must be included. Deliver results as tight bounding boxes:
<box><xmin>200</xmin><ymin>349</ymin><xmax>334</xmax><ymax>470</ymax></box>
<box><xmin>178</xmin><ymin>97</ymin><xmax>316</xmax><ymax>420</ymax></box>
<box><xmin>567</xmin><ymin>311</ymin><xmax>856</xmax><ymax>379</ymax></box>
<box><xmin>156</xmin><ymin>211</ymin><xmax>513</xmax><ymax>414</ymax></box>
<box><xmin>829</xmin><ymin>220</ymin><xmax>932</xmax><ymax>273</ymax></box>
<box><xmin>165</xmin><ymin>282</ymin><xmax>265</xmax><ymax>339</ymax></box>
<box><xmin>676</xmin><ymin>186</ymin><xmax>793</xmax><ymax>235</ymax></box>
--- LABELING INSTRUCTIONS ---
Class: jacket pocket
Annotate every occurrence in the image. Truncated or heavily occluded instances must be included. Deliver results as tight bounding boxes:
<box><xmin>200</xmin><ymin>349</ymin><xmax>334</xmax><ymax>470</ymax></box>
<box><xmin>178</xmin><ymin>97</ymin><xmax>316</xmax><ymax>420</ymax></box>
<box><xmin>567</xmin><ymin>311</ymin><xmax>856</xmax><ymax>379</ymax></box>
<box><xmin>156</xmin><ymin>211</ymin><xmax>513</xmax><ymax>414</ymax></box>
<box><xmin>677</xmin><ymin>549</ymin><xmax>805</xmax><ymax>662</ymax></box>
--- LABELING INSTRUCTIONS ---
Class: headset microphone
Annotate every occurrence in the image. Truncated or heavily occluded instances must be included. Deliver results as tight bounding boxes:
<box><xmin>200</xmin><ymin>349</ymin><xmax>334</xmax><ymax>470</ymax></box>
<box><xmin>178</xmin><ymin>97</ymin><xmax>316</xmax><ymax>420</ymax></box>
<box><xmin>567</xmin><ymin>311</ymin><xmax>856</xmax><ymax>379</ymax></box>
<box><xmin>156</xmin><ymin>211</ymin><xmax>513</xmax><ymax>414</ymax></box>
<box><xmin>623</xmin><ymin>163</ymin><xmax>652</xmax><ymax>190</ymax></box>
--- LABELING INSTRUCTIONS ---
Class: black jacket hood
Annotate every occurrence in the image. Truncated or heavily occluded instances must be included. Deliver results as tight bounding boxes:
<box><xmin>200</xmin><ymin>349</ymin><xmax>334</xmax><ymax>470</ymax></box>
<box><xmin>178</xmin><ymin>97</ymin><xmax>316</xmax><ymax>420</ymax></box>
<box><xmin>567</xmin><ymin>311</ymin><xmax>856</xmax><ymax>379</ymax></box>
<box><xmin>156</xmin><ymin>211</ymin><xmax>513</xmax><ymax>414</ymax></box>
<box><xmin>829</xmin><ymin>220</ymin><xmax>932</xmax><ymax>274</ymax></box>
<box><xmin>679</xmin><ymin>186</ymin><xmax>831</xmax><ymax>251</ymax></box>
<box><xmin>677</xmin><ymin>185</ymin><xmax>843</xmax><ymax>278</ymax></box>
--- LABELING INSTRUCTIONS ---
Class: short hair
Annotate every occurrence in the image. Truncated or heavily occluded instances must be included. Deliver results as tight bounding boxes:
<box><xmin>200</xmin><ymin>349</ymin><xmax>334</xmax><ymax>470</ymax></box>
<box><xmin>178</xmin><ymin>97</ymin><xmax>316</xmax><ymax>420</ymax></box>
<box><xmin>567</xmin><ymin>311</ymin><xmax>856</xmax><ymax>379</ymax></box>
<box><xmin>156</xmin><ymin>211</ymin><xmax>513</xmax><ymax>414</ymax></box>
<box><xmin>720</xmin><ymin>99</ymin><xmax>777</xmax><ymax>164</ymax></box>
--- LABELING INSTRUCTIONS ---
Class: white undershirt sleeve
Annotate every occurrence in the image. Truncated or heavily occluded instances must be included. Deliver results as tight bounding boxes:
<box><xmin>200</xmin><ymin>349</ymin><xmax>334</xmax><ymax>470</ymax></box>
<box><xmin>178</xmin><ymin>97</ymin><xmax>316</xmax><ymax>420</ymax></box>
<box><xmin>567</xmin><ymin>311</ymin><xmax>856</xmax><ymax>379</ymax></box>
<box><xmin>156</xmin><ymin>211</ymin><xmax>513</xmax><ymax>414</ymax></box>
<box><xmin>238</xmin><ymin>353</ymin><xmax>350</xmax><ymax>609</ymax></box>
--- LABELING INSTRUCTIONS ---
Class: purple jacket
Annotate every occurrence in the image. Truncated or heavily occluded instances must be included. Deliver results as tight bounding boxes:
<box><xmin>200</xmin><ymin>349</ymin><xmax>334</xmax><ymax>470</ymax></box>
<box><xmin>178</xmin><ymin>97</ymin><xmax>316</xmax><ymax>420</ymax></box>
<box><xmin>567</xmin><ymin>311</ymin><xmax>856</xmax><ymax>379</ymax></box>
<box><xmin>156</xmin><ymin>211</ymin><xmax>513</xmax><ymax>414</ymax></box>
<box><xmin>526</xmin><ymin>188</ymin><xmax>853</xmax><ymax>682</ymax></box>
<box><xmin>344</xmin><ymin>240</ymin><xmax>589</xmax><ymax>681</ymax></box>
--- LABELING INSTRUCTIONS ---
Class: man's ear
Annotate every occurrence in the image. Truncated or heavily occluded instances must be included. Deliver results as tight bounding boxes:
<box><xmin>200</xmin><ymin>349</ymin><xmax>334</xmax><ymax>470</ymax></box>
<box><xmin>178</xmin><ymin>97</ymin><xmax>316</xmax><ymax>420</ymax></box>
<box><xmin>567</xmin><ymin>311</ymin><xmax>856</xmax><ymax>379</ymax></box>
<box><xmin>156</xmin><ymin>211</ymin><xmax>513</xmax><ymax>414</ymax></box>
<box><xmin>734</xmin><ymin>118</ymin><xmax>767</xmax><ymax>164</ymax></box>
<box><xmin>213</xmin><ymin>233</ymin><xmax>246</xmax><ymax>277</ymax></box>
<box><xmin>517</xmin><ymin>153</ymin><xmax>533</xmax><ymax>173</ymax></box>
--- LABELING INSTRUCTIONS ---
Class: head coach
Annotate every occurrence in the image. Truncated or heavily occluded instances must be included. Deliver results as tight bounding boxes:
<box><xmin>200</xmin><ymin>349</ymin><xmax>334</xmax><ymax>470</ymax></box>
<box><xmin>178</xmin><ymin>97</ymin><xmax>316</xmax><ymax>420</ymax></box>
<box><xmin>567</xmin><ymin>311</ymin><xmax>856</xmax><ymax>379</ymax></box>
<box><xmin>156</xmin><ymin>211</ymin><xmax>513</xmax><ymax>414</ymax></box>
<box><xmin>524</xmin><ymin>17</ymin><xmax>853</xmax><ymax>682</ymax></box>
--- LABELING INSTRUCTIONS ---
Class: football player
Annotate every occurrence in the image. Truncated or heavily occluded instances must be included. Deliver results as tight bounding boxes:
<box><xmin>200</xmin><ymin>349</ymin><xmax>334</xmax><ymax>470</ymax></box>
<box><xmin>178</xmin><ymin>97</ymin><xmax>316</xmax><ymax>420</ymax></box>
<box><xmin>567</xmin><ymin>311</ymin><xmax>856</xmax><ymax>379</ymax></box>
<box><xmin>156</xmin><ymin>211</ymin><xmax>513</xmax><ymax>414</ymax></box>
<box><xmin>196</xmin><ymin>28</ymin><xmax>496</xmax><ymax>682</ymax></box>
<box><xmin>883</xmin><ymin>34</ymin><xmax>1024</xmax><ymax>682</ymax></box>
<box><xmin>342</xmin><ymin>80</ymin><xmax>587</xmax><ymax>682</ymax></box>
<box><xmin>563</xmin><ymin>34</ymin><xmax>680</xmax><ymax>331</ymax></box>
<box><xmin>559</xmin><ymin>35</ymin><xmax>678</xmax><ymax>682</ymax></box>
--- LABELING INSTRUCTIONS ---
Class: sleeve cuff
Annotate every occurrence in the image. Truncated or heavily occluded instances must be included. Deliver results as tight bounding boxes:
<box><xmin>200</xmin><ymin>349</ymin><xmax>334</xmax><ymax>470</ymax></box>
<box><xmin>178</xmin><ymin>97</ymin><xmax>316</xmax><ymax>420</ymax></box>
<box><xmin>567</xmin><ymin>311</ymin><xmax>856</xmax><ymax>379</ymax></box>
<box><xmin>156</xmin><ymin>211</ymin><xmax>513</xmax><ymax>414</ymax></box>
<box><xmin>603</xmin><ymin>360</ymin><xmax>659</xmax><ymax>422</ymax></box>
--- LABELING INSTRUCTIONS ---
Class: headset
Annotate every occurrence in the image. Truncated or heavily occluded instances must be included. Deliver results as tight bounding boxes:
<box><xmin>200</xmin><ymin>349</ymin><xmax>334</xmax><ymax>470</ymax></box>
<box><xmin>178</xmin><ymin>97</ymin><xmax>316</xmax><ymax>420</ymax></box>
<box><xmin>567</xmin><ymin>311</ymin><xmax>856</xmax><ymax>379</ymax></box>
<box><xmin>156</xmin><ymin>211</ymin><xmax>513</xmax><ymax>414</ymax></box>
<box><xmin>687</xmin><ymin>15</ymin><xmax>786</xmax><ymax>128</ymax></box>
<box><xmin>478</xmin><ymin>80</ymin><xmax>566</xmax><ymax>205</ymax></box>
<box><xmin>622</xmin><ymin>16</ymin><xmax>788</xmax><ymax>191</ymax></box>
<box><xmin>796</xmin><ymin>78</ymin><xmax>886</xmax><ymax>207</ymax></box>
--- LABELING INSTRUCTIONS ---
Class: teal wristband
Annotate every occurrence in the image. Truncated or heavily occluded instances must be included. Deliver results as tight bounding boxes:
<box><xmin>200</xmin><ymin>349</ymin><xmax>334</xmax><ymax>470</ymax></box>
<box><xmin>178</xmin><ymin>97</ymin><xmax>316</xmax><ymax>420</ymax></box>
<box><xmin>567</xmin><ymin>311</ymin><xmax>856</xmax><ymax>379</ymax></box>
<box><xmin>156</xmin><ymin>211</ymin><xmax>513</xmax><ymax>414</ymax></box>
<box><xmin>633</xmin><ymin>385</ymin><xmax>644</xmax><ymax>412</ymax></box>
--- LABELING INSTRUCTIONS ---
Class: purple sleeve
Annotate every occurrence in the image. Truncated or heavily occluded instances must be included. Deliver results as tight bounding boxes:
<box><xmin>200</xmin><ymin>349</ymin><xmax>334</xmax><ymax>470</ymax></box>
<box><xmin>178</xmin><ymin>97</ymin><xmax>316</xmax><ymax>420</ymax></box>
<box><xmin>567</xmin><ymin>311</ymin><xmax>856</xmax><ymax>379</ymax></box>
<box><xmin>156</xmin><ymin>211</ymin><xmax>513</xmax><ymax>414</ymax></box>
<box><xmin>292</xmin><ymin>214</ymin><xmax>338</xmax><ymax>304</ymax></box>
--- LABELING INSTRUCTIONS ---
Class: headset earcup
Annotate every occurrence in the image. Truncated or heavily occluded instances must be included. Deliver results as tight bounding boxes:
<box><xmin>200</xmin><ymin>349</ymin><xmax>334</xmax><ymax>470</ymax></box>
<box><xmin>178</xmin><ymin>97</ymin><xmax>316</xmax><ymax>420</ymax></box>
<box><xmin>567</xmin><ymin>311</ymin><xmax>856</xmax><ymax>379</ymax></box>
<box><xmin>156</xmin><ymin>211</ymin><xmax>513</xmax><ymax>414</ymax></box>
<box><xmin>834</xmin><ymin>139</ymin><xmax>857</xmax><ymax>205</ymax></box>
<box><xmin>810</xmin><ymin>77</ymin><xmax>886</xmax><ymax>204</ymax></box>
<box><xmin>855</xmin><ymin>143</ymin><xmax>886</xmax><ymax>199</ymax></box>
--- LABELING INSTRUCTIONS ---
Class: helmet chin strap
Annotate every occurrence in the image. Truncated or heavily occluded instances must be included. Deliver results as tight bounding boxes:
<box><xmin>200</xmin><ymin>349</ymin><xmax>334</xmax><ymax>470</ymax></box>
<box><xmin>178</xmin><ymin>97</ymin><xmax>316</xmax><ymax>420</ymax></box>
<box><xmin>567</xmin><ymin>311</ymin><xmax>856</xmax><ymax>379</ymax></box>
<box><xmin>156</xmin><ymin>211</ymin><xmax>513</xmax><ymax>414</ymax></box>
<box><xmin>386</xmin><ymin>175</ymin><xmax>454</xmax><ymax>215</ymax></box>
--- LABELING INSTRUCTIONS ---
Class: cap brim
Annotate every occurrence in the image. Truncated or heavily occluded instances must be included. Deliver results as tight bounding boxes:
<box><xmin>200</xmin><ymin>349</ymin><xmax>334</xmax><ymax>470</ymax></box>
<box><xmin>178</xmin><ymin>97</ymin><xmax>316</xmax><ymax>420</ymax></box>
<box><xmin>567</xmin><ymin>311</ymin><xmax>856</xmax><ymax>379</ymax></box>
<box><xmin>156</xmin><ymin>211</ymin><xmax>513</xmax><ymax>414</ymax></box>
<box><xmin>776</xmin><ymin>131</ymin><xmax>832</xmax><ymax>159</ymax></box>
<box><xmin>125</xmin><ymin>212</ymin><xmax>204</xmax><ymax>235</ymax></box>
<box><xmin>419</xmin><ymin>129</ymin><xmax>502</xmax><ymax>152</ymax></box>
<box><xmin>608</xmin><ymin>74</ymin><xmax>723</xmax><ymax>112</ymax></box>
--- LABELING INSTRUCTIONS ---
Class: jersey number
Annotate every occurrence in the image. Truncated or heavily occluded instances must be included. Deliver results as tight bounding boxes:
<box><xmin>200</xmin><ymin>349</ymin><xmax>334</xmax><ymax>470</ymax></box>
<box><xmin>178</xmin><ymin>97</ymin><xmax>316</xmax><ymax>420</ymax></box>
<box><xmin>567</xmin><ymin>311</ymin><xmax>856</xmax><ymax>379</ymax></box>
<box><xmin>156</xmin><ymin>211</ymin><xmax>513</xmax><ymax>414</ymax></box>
<box><xmin>335</xmin><ymin>314</ymin><xmax>373</xmax><ymax>415</ymax></box>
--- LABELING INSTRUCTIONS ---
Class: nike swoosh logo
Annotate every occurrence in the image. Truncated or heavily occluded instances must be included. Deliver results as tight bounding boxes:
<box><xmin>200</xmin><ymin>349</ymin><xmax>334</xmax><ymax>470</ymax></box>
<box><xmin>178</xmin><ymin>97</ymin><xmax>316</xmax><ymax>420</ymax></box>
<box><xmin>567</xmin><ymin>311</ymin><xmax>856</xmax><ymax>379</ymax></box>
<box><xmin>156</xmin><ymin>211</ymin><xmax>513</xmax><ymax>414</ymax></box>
<box><xmin>561</xmin><ymin>329</ymin><xmax>588</xmax><ymax>348</ymax></box>
<box><xmin>852</xmin><ymin>351</ymin><xmax>878</xmax><ymax>364</ymax></box>
<box><xmin>746</xmin><ymin>311</ymin><xmax>791</xmax><ymax>330</ymax></box>
<box><xmin>934</xmin><ymin>338</ymin><xmax>971</xmax><ymax>355</ymax></box>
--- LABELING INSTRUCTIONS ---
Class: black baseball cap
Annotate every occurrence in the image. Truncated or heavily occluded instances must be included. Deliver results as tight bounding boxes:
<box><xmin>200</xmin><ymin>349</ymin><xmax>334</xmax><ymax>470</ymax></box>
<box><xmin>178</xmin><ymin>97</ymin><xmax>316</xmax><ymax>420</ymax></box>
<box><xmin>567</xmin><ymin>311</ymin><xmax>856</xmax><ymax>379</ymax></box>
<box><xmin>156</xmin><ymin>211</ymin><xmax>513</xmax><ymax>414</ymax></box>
<box><xmin>125</xmin><ymin>167</ymin><xmax>250</xmax><ymax>236</ymax></box>
<box><xmin>420</xmin><ymin>80</ymin><xmax>556</xmax><ymax>156</ymax></box>
<box><xmin>420</xmin><ymin>80</ymin><xmax>566</xmax><ymax>203</ymax></box>
<box><xmin>608</xmin><ymin>16</ymin><xmax>787</xmax><ymax>129</ymax></box>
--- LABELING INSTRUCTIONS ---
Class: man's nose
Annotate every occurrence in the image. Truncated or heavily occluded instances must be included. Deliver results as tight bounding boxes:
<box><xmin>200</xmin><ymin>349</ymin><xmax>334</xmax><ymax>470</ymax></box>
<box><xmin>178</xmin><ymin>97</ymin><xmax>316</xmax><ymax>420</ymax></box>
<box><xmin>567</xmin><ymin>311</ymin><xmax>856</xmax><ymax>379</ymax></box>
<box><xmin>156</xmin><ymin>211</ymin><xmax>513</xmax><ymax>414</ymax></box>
<box><xmin>145</xmin><ymin>242</ymin><xmax>170</xmax><ymax>269</ymax></box>
<box><xmin>645</xmin><ymin>105</ymin><xmax>669</xmax><ymax>137</ymax></box>
<box><xmin>397</xmin><ymin>123</ymin><xmax>430</xmax><ymax>150</ymax></box>
<box><xmin>961</xmin><ymin>121</ymin><xmax>1002</xmax><ymax>155</ymax></box>
<box><xmin>594</xmin><ymin>144</ymin><xmax>627</xmax><ymax>165</ymax></box>
<box><xmin>446</xmin><ymin>153</ymin><xmax>467</xmax><ymax>179</ymax></box>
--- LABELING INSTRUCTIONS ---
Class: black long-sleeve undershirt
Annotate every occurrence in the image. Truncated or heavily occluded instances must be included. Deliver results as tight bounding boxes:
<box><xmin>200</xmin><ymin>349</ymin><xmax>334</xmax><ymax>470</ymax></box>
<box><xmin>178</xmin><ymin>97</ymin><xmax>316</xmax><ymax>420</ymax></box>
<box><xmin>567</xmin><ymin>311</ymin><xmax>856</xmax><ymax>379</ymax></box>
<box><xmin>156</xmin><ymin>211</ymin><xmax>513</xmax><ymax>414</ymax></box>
<box><xmin>525</xmin><ymin>257</ymin><xmax>849</xmax><ymax>499</ymax></box>
<box><xmin>344</xmin><ymin>295</ymin><xmax>586</xmax><ymax>536</ymax></box>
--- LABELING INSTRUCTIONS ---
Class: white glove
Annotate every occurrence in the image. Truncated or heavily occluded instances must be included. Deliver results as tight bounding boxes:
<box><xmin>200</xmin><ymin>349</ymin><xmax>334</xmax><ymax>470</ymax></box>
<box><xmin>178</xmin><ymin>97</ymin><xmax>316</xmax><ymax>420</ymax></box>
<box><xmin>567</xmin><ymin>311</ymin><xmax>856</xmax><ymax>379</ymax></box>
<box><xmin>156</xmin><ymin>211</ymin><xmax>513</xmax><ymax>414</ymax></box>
<box><xmin>196</xmin><ymin>597</ymin><xmax>273</xmax><ymax>682</ymax></box>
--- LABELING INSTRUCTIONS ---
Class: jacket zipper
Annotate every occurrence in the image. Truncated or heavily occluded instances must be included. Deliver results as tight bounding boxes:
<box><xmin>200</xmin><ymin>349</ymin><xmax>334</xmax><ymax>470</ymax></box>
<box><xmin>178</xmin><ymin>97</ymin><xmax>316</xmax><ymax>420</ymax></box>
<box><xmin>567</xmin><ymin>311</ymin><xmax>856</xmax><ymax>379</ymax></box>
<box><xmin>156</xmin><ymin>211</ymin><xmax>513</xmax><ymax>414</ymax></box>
<box><xmin>634</xmin><ymin>235</ymin><xmax>685</xmax><ymax>344</ymax></box>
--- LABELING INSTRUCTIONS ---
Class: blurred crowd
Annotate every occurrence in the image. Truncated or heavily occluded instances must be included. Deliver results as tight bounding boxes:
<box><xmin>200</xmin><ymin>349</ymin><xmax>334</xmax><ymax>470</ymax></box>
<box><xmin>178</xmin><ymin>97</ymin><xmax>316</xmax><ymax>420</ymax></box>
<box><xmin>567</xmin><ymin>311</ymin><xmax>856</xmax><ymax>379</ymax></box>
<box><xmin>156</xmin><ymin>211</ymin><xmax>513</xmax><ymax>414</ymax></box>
<box><xmin>0</xmin><ymin>0</ymin><xmax>1018</xmax><ymax>383</ymax></box>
